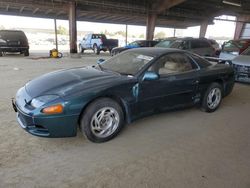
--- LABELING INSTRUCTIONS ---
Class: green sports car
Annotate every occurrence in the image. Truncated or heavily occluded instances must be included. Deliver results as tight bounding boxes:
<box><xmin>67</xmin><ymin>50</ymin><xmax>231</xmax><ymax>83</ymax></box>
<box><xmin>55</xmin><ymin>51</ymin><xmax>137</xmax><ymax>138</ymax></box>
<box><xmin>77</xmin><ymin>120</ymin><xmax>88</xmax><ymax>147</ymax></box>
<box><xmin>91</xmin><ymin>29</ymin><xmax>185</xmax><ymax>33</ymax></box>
<box><xmin>12</xmin><ymin>48</ymin><xmax>235</xmax><ymax>143</ymax></box>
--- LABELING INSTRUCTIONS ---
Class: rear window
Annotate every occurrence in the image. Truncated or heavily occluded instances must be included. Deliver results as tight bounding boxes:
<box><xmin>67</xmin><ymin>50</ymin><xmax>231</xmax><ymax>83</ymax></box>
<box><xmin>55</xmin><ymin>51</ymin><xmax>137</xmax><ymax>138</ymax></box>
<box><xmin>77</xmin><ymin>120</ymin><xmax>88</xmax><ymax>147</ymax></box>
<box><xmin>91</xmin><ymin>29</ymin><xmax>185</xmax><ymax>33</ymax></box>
<box><xmin>92</xmin><ymin>34</ymin><xmax>106</xmax><ymax>39</ymax></box>
<box><xmin>190</xmin><ymin>54</ymin><xmax>211</xmax><ymax>68</ymax></box>
<box><xmin>169</xmin><ymin>40</ymin><xmax>182</xmax><ymax>48</ymax></box>
<box><xmin>155</xmin><ymin>40</ymin><xmax>174</xmax><ymax>48</ymax></box>
<box><xmin>0</xmin><ymin>30</ymin><xmax>27</xmax><ymax>41</ymax></box>
<box><xmin>190</xmin><ymin>40</ymin><xmax>210</xmax><ymax>48</ymax></box>
<box><xmin>150</xmin><ymin>41</ymin><xmax>159</xmax><ymax>47</ymax></box>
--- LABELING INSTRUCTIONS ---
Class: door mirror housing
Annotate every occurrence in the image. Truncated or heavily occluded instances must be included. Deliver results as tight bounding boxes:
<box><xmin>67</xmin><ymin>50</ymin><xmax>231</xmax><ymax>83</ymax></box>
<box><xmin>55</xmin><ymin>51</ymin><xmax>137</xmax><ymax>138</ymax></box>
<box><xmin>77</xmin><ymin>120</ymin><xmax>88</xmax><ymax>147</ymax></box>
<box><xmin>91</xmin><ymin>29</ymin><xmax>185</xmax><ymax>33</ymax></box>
<box><xmin>143</xmin><ymin>71</ymin><xmax>159</xmax><ymax>81</ymax></box>
<box><xmin>97</xmin><ymin>58</ymin><xmax>105</xmax><ymax>64</ymax></box>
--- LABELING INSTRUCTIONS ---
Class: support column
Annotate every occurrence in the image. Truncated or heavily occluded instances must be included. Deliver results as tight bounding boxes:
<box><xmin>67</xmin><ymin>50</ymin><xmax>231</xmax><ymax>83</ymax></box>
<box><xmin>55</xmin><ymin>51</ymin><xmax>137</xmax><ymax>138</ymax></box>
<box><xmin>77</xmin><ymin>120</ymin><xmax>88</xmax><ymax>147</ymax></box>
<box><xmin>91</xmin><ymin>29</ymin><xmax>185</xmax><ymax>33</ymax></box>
<box><xmin>125</xmin><ymin>24</ymin><xmax>128</xmax><ymax>45</ymax></box>
<box><xmin>146</xmin><ymin>13</ymin><xmax>157</xmax><ymax>40</ymax></box>
<box><xmin>199</xmin><ymin>21</ymin><xmax>208</xmax><ymax>38</ymax></box>
<box><xmin>234</xmin><ymin>15</ymin><xmax>247</xmax><ymax>40</ymax></box>
<box><xmin>69</xmin><ymin>0</ymin><xmax>77</xmax><ymax>53</ymax></box>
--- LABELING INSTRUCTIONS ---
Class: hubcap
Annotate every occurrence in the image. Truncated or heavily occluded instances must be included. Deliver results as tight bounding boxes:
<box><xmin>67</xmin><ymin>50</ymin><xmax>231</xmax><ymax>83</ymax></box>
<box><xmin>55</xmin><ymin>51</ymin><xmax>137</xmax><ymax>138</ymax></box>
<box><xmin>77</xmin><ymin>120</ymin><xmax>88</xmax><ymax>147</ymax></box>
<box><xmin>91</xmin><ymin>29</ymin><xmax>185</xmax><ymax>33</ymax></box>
<box><xmin>90</xmin><ymin>107</ymin><xmax>119</xmax><ymax>138</ymax></box>
<box><xmin>207</xmin><ymin>88</ymin><xmax>221</xmax><ymax>109</ymax></box>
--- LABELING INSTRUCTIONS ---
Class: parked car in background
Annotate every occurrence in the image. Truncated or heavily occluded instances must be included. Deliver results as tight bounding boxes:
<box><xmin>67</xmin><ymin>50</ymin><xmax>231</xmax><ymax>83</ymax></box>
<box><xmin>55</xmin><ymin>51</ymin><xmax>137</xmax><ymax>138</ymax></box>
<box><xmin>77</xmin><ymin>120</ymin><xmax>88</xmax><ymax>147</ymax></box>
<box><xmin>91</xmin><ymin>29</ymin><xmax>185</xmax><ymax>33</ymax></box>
<box><xmin>167</xmin><ymin>38</ymin><xmax>216</xmax><ymax>57</ymax></box>
<box><xmin>0</xmin><ymin>30</ymin><xmax>29</xmax><ymax>56</ymax></box>
<box><xmin>154</xmin><ymin>37</ymin><xmax>177</xmax><ymax>48</ymax></box>
<box><xmin>79</xmin><ymin>34</ymin><xmax>118</xmax><ymax>55</ymax></box>
<box><xmin>206</xmin><ymin>38</ymin><xmax>221</xmax><ymax>56</ymax></box>
<box><xmin>230</xmin><ymin>46</ymin><xmax>250</xmax><ymax>83</ymax></box>
<box><xmin>219</xmin><ymin>39</ymin><xmax>250</xmax><ymax>60</ymax></box>
<box><xmin>13</xmin><ymin>48</ymin><xmax>234</xmax><ymax>143</ymax></box>
<box><xmin>111</xmin><ymin>40</ymin><xmax>159</xmax><ymax>56</ymax></box>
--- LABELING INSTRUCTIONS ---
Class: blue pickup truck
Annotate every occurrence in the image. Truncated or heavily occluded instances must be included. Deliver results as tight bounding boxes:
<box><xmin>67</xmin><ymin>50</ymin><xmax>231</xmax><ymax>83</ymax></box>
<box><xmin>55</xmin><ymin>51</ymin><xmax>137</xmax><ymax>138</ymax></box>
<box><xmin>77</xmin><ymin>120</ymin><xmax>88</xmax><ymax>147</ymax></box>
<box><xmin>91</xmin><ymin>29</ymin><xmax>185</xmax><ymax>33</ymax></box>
<box><xmin>79</xmin><ymin>34</ymin><xmax>118</xmax><ymax>55</ymax></box>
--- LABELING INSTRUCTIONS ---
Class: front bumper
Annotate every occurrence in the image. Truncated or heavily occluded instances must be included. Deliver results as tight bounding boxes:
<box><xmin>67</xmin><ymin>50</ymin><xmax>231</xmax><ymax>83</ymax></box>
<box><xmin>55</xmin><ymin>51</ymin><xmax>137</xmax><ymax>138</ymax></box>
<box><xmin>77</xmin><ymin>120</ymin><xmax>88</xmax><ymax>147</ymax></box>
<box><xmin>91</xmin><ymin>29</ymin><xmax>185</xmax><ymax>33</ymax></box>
<box><xmin>232</xmin><ymin>64</ymin><xmax>250</xmax><ymax>83</ymax></box>
<box><xmin>0</xmin><ymin>46</ymin><xmax>29</xmax><ymax>52</ymax></box>
<box><xmin>12</xmin><ymin>99</ymin><xmax>79</xmax><ymax>138</ymax></box>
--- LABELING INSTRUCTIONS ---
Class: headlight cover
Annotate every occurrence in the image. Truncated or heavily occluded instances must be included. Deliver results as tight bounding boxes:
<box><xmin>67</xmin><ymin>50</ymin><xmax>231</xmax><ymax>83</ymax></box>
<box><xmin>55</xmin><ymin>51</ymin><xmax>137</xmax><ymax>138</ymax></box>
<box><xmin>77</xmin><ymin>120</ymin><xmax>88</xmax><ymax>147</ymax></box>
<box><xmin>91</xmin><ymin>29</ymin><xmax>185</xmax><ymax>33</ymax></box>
<box><xmin>30</xmin><ymin>95</ymin><xmax>59</xmax><ymax>108</ymax></box>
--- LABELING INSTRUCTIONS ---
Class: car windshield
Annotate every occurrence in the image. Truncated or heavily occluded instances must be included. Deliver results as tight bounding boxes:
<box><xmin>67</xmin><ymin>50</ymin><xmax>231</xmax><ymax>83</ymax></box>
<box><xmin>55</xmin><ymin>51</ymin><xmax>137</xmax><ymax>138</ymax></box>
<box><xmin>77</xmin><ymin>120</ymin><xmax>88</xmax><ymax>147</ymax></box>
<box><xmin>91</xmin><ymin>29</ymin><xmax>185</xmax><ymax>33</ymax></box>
<box><xmin>241</xmin><ymin>47</ymin><xmax>250</xmax><ymax>56</ymax></box>
<box><xmin>155</xmin><ymin>40</ymin><xmax>174</xmax><ymax>48</ymax></box>
<box><xmin>222</xmin><ymin>40</ymin><xmax>248</xmax><ymax>52</ymax></box>
<box><xmin>0</xmin><ymin>31</ymin><xmax>26</xmax><ymax>41</ymax></box>
<box><xmin>101</xmin><ymin>51</ymin><xmax>155</xmax><ymax>75</ymax></box>
<box><xmin>128</xmin><ymin>41</ymin><xmax>143</xmax><ymax>47</ymax></box>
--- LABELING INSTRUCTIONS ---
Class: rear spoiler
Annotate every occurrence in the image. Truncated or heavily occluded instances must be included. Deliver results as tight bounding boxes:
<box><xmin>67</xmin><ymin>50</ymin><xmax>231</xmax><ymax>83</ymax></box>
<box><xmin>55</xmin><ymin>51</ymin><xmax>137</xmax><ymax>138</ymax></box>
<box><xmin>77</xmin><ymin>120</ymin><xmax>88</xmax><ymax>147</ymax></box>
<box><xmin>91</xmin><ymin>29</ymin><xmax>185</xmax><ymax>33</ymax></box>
<box><xmin>203</xmin><ymin>56</ymin><xmax>232</xmax><ymax>65</ymax></box>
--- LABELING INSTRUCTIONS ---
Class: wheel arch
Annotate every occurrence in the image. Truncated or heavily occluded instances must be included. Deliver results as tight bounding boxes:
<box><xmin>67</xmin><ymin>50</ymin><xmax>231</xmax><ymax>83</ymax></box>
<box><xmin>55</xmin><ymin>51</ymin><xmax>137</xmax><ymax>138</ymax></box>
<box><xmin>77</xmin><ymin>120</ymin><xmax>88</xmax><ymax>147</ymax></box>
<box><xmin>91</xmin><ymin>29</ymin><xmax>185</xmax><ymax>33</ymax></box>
<box><xmin>92</xmin><ymin>43</ymin><xmax>97</xmax><ymax>49</ymax></box>
<box><xmin>77</xmin><ymin>95</ymin><xmax>130</xmax><ymax>128</ymax></box>
<box><xmin>213</xmin><ymin>78</ymin><xmax>225</xmax><ymax>96</ymax></box>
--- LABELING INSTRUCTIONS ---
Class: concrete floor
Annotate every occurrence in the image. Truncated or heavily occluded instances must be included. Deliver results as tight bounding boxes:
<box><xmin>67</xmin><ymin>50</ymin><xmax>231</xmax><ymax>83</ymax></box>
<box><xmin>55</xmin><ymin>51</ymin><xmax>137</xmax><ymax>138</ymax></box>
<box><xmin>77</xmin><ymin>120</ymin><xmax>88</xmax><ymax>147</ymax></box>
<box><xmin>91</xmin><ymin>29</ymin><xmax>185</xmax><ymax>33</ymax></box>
<box><xmin>0</xmin><ymin>52</ymin><xmax>250</xmax><ymax>188</ymax></box>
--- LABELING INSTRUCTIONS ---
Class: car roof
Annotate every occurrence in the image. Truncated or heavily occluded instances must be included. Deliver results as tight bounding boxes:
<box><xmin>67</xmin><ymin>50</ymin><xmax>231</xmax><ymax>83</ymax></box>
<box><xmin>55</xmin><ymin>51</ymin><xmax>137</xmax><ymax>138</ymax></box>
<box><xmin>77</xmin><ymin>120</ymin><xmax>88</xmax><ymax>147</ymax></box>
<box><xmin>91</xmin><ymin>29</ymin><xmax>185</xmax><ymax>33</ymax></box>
<box><xmin>228</xmin><ymin>39</ymin><xmax>250</xmax><ymax>42</ymax></box>
<box><xmin>0</xmin><ymin>30</ymin><xmax>24</xmax><ymax>33</ymax></box>
<box><xmin>127</xmin><ymin>47</ymin><xmax>185</xmax><ymax>56</ymax></box>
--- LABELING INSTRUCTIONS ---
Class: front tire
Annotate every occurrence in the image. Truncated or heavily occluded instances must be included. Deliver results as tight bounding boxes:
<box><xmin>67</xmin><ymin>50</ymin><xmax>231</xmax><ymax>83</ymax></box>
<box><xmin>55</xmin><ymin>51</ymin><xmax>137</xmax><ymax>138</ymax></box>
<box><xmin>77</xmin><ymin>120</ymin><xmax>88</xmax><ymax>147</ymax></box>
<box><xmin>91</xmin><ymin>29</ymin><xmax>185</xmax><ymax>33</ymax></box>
<box><xmin>201</xmin><ymin>83</ymin><xmax>222</xmax><ymax>113</ymax></box>
<box><xmin>80</xmin><ymin>98</ymin><xmax>124</xmax><ymax>143</ymax></box>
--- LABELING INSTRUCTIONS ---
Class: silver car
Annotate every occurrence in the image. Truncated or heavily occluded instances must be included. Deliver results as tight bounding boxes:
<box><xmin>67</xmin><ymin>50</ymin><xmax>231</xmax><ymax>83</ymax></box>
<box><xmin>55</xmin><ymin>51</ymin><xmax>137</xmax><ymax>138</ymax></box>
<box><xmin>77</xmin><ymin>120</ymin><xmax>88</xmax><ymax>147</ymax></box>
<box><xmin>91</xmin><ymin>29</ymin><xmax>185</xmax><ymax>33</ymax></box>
<box><xmin>231</xmin><ymin>47</ymin><xmax>250</xmax><ymax>83</ymax></box>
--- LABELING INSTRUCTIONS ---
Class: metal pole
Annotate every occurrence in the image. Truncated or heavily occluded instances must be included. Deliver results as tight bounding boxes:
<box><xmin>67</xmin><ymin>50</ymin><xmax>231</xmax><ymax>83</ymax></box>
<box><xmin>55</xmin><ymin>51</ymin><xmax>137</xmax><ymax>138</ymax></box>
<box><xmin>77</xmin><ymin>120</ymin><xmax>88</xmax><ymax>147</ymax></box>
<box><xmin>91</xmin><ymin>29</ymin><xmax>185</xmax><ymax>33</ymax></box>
<box><xmin>173</xmin><ymin>28</ymin><xmax>176</xmax><ymax>37</ymax></box>
<box><xmin>125</xmin><ymin>24</ymin><xmax>128</xmax><ymax>45</ymax></box>
<box><xmin>69</xmin><ymin>0</ymin><xmax>77</xmax><ymax>53</ymax></box>
<box><xmin>54</xmin><ymin>18</ymin><xmax>58</xmax><ymax>51</ymax></box>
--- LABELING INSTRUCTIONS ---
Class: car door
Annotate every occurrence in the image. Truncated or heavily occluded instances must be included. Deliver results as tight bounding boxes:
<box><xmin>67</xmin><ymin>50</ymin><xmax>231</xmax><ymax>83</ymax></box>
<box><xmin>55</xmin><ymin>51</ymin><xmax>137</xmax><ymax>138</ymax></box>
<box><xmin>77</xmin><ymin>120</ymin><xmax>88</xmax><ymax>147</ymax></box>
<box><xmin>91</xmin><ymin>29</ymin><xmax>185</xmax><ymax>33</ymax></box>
<box><xmin>82</xmin><ymin>34</ymin><xmax>90</xmax><ymax>49</ymax></box>
<box><xmin>137</xmin><ymin>52</ymin><xmax>199</xmax><ymax>115</ymax></box>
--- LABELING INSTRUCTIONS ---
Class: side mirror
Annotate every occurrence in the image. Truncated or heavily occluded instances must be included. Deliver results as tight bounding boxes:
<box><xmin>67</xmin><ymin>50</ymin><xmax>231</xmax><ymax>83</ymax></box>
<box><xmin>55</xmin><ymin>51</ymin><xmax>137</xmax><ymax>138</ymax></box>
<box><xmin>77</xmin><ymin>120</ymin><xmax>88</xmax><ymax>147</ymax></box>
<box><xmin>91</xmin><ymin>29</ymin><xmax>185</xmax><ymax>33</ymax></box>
<box><xmin>142</xmin><ymin>71</ymin><xmax>159</xmax><ymax>81</ymax></box>
<box><xmin>97</xmin><ymin>58</ymin><xmax>105</xmax><ymax>64</ymax></box>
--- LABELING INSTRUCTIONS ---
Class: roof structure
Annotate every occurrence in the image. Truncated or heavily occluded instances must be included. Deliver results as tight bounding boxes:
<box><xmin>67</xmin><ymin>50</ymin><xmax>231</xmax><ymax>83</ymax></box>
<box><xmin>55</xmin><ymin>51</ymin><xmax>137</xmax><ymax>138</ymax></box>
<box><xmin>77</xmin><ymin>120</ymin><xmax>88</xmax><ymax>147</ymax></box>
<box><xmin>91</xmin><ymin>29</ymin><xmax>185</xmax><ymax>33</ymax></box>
<box><xmin>0</xmin><ymin>0</ymin><xmax>250</xmax><ymax>28</ymax></box>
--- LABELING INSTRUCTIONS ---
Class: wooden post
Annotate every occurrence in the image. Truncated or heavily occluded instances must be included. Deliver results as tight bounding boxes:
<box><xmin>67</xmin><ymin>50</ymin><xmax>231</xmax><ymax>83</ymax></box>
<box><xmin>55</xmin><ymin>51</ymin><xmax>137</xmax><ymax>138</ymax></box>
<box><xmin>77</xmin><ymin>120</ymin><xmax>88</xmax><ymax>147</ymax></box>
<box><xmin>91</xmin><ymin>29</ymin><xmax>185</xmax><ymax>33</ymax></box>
<box><xmin>69</xmin><ymin>0</ymin><xmax>77</xmax><ymax>53</ymax></box>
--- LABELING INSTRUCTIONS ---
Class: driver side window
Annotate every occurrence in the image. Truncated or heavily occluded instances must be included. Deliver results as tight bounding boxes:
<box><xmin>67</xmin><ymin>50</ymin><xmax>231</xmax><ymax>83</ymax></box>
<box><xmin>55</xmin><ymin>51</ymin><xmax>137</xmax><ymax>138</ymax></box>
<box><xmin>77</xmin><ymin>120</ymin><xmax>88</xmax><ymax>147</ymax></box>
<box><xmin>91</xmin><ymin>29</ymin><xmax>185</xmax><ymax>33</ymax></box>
<box><xmin>149</xmin><ymin>53</ymin><xmax>197</xmax><ymax>76</ymax></box>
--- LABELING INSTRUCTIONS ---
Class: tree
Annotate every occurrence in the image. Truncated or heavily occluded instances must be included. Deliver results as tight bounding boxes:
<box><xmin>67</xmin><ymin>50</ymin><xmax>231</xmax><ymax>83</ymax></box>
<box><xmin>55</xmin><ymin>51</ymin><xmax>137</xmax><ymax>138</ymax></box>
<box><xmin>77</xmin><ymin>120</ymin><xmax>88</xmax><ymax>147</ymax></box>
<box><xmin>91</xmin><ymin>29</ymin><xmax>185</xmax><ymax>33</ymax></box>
<box><xmin>154</xmin><ymin>31</ymin><xmax>166</xmax><ymax>39</ymax></box>
<box><xmin>57</xmin><ymin>25</ymin><xmax>67</xmax><ymax>35</ymax></box>
<box><xmin>139</xmin><ymin>33</ymin><xmax>145</xmax><ymax>39</ymax></box>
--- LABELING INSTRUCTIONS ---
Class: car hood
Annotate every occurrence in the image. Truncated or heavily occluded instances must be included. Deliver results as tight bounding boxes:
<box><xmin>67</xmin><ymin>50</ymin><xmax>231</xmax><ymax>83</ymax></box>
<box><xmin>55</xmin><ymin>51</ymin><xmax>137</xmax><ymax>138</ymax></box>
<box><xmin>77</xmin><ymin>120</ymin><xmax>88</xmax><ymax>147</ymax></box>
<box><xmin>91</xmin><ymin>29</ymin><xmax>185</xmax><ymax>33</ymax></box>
<box><xmin>25</xmin><ymin>66</ymin><xmax>123</xmax><ymax>98</ymax></box>
<box><xmin>219</xmin><ymin>51</ymin><xmax>239</xmax><ymax>60</ymax></box>
<box><xmin>232</xmin><ymin>55</ymin><xmax>250</xmax><ymax>66</ymax></box>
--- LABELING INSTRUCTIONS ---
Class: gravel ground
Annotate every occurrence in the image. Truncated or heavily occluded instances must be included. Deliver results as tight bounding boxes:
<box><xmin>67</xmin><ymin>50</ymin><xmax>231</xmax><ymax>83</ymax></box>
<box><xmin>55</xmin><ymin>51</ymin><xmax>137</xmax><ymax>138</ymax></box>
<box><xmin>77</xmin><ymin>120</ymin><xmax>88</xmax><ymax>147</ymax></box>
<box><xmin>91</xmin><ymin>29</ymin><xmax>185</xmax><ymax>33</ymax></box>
<box><xmin>0</xmin><ymin>52</ymin><xmax>250</xmax><ymax>188</ymax></box>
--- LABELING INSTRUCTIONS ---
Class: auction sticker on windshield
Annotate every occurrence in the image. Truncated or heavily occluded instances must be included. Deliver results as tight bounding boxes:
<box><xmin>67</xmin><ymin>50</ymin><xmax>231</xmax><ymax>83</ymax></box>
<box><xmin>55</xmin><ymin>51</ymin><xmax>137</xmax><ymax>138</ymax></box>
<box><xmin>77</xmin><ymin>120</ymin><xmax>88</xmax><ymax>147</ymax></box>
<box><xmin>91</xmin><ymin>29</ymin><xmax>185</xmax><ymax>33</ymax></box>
<box><xmin>136</xmin><ymin>55</ymin><xmax>154</xmax><ymax>61</ymax></box>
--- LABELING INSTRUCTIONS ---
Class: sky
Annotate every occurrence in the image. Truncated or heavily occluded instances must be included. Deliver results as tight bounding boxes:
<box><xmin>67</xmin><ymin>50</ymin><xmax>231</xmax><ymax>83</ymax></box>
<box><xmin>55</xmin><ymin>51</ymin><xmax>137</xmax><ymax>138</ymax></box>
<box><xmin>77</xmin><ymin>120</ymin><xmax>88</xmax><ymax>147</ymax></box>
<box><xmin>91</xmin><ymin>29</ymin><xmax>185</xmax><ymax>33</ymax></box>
<box><xmin>0</xmin><ymin>14</ymin><xmax>236</xmax><ymax>39</ymax></box>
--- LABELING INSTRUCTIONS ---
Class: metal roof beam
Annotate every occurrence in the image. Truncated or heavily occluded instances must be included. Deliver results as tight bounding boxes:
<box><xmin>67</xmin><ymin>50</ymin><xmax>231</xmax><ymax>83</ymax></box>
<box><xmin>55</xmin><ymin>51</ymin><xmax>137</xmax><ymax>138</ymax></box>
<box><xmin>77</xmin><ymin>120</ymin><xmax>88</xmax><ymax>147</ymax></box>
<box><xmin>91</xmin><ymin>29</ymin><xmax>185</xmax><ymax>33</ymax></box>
<box><xmin>20</xmin><ymin>6</ymin><xmax>25</xmax><ymax>13</ymax></box>
<box><xmin>32</xmin><ymin>8</ymin><xmax>39</xmax><ymax>14</ymax></box>
<box><xmin>153</xmin><ymin>0</ymin><xmax>187</xmax><ymax>13</ymax></box>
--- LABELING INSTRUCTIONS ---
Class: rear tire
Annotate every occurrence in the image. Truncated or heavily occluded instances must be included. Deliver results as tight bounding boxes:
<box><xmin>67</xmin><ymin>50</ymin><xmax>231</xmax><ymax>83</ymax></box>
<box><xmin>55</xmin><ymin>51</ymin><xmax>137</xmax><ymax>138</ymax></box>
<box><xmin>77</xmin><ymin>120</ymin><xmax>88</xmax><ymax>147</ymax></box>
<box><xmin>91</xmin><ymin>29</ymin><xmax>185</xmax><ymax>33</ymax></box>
<box><xmin>201</xmin><ymin>83</ymin><xmax>222</xmax><ymax>113</ymax></box>
<box><xmin>79</xmin><ymin>45</ymin><xmax>84</xmax><ymax>53</ymax></box>
<box><xmin>0</xmin><ymin>51</ymin><xmax>2</xmax><ymax>57</ymax></box>
<box><xmin>93</xmin><ymin>44</ymin><xmax>100</xmax><ymax>55</ymax></box>
<box><xmin>80</xmin><ymin>98</ymin><xmax>124</xmax><ymax>143</ymax></box>
<box><xmin>24</xmin><ymin>50</ymin><xmax>29</xmax><ymax>56</ymax></box>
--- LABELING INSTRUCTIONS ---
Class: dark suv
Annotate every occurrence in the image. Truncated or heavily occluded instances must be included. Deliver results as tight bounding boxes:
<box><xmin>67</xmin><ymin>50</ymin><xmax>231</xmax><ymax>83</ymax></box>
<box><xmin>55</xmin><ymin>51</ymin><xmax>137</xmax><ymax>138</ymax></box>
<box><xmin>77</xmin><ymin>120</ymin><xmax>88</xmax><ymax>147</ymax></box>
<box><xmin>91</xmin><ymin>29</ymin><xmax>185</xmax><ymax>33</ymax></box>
<box><xmin>166</xmin><ymin>38</ymin><xmax>216</xmax><ymax>57</ymax></box>
<box><xmin>0</xmin><ymin>30</ymin><xmax>29</xmax><ymax>56</ymax></box>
